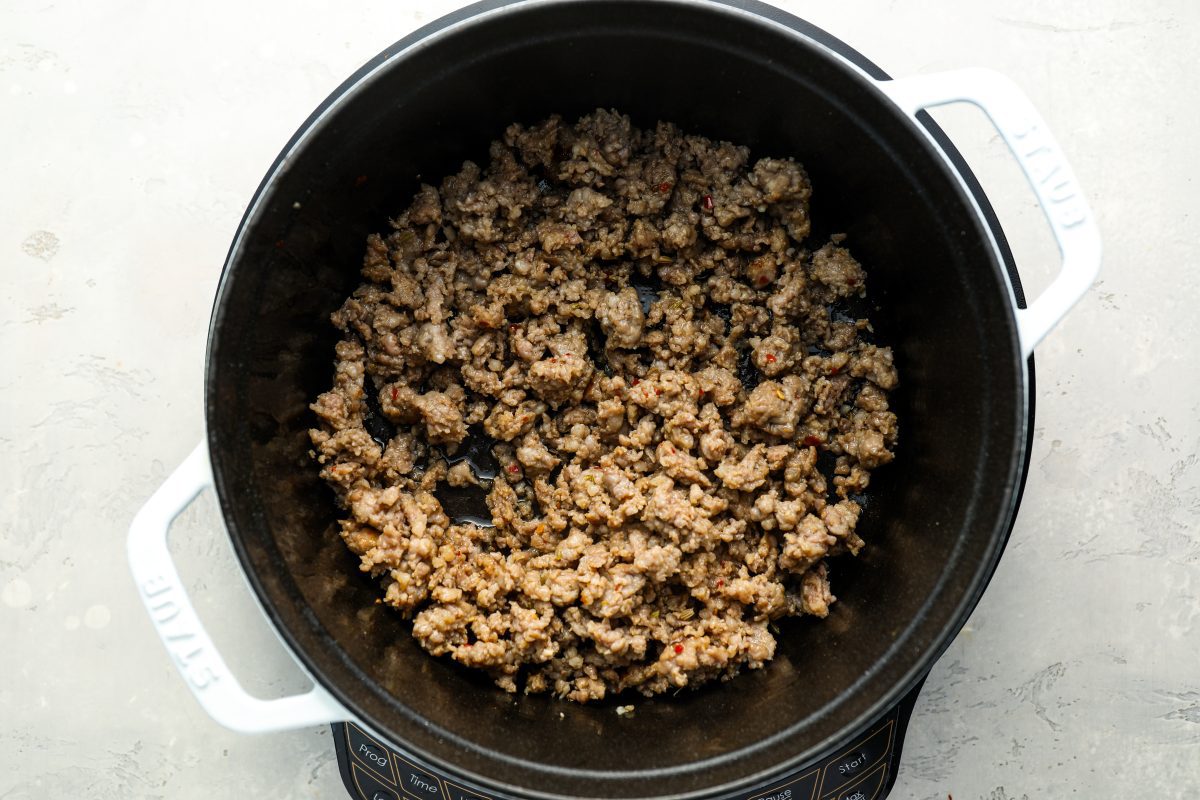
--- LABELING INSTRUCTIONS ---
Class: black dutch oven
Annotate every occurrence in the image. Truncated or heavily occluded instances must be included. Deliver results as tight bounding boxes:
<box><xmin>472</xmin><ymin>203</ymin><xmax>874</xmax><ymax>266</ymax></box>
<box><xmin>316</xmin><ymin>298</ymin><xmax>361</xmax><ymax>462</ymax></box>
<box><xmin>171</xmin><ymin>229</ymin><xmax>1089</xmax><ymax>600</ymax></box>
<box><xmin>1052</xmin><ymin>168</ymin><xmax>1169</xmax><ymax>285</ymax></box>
<box><xmin>129</xmin><ymin>2</ymin><xmax>1099</xmax><ymax>798</ymax></box>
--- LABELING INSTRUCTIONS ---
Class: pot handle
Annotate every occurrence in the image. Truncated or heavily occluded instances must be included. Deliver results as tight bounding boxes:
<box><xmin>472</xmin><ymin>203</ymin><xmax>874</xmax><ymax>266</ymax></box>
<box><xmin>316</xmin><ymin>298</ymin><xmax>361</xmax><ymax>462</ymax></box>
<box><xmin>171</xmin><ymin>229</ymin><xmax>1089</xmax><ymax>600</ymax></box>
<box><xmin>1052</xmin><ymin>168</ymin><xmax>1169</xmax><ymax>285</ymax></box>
<box><xmin>127</xmin><ymin>442</ymin><xmax>348</xmax><ymax>733</ymax></box>
<box><xmin>877</xmin><ymin>68</ymin><xmax>1101</xmax><ymax>358</ymax></box>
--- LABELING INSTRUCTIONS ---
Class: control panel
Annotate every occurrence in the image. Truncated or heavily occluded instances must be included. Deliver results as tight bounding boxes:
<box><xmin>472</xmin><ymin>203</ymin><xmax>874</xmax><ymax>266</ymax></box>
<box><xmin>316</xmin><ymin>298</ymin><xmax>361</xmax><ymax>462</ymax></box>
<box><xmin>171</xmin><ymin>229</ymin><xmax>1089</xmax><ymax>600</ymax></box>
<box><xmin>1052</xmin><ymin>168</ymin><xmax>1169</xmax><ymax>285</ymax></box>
<box><xmin>332</xmin><ymin>686</ymin><xmax>917</xmax><ymax>800</ymax></box>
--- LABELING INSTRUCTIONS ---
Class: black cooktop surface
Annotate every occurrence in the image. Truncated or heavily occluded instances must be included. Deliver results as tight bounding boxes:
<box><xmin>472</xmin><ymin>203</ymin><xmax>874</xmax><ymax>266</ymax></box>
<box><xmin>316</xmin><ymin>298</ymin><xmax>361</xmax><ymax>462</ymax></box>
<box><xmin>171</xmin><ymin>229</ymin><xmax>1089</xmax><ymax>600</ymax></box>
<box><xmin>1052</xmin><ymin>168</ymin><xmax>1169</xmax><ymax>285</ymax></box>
<box><xmin>332</xmin><ymin>679</ymin><xmax>922</xmax><ymax>800</ymax></box>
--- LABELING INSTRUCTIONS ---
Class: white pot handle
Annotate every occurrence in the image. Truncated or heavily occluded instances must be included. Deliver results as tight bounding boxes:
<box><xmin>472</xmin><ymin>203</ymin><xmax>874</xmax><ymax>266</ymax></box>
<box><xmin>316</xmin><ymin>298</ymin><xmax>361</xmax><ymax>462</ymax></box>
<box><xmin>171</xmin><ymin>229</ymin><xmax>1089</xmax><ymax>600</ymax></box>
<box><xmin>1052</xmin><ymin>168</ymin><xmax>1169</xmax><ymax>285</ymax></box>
<box><xmin>877</xmin><ymin>68</ymin><xmax>1102</xmax><ymax>358</ymax></box>
<box><xmin>127</xmin><ymin>442</ymin><xmax>348</xmax><ymax>733</ymax></box>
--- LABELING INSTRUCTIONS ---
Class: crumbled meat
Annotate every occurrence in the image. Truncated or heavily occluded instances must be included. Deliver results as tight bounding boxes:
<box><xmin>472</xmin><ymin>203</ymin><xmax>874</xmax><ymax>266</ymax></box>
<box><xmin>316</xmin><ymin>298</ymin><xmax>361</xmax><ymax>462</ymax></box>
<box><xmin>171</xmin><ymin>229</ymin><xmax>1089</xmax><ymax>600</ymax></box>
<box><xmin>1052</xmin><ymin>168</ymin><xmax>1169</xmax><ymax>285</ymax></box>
<box><xmin>597</xmin><ymin>287</ymin><xmax>646</xmax><ymax>349</ymax></box>
<box><xmin>714</xmin><ymin>444</ymin><xmax>770</xmax><ymax>491</ymax></box>
<box><xmin>809</xmin><ymin>244</ymin><xmax>866</xmax><ymax>300</ymax></box>
<box><xmin>528</xmin><ymin>352</ymin><xmax>593</xmax><ymax>408</ymax></box>
<box><xmin>800</xmin><ymin>563</ymin><xmax>835</xmax><ymax>617</ymax></box>
<box><xmin>309</xmin><ymin>110</ymin><xmax>898</xmax><ymax>703</ymax></box>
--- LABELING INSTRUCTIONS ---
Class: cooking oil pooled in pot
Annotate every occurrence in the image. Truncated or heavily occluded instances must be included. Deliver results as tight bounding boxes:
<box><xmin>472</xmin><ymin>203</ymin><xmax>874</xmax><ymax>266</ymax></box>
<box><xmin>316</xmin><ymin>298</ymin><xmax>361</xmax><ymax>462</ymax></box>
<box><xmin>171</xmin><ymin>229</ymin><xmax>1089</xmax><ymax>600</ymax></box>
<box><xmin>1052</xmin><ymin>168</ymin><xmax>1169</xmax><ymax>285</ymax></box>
<box><xmin>433</xmin><ymin>425</ymin><xmax>499</xmax><ymax>527</ymax></box>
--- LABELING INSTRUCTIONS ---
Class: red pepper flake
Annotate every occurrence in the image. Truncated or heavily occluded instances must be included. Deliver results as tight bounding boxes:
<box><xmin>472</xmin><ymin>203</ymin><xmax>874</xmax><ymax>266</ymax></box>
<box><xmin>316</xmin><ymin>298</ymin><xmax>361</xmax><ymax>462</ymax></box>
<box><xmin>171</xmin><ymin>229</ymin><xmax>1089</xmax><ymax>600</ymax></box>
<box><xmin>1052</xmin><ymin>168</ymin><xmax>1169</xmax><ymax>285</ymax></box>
<box><xmin>846</xmin><ymin>277</ymin><xmax>858</xmax><ymax>286</ymax></box>
<box><xmin>673</xmin><ymin>644</ymin><xmax>684</xmax><ymax>654</ymax></box>
<box><xmin>354</xmin><ymin>174</ymin><xmax>369</xmax><ymax>188</ymax></box>
<box><xmin>463</xmin><ymin>642</ymin><xmax>472</xmax><ymax>647</ymax></box>
<box><xmin>274</xmin><ymin>240</ymin><xmax>285</xmax><ymax>249</ymax></box>
<box><xmin>803</xmin><ymin>435</ymin><xmax>821</xmax><ymax>447</ymax></box>
<box><xmin>702</xmin><ymin>194</ymin><xmax>714</xmax><ymax>211</ymax></box>
<box><xmin>655</xmin><ymin>388</ymin><xmax>663</xmax><ymax>396</ymax></box>
<box><xmin>391</xmin><ymin>387</ymin><xmax>399</xmax><ymax>402</ymax></box>
<box><xmin>666</xmin><ymin>446</ymin><xmax>675</xmax><ymax>454</ymax></box>
<box><xmin>716</xmin><ymin>579</ymin><xmax>724</xmax><ymax>588</ymax></box>
<box><xmin>829</xmin><ymin>366</ymin><xmax>841</xmax><ymax>375</ymax></box>
<box><xmin>631</xmin><ymin>379</ymin><xmax>640</xmax><ymax>386</ymax></box>
<box><xmin>756</xmin><ymin>275</ymin><xmax>770</xmax><ymax>287</ymax></box>
<box><xmin>658</xmin><ymin>181</ymin><xmax>672</xmax><ymax>193</ymax></box>
<box><xmin>765</xmin><ymin>353</ymin><xmax>777</xmax><ymax>364</ymax></box>
<box><xmin>508</xmin><ymin>464</ymin><xmax>521</xmax><ymax>474</ymax></box>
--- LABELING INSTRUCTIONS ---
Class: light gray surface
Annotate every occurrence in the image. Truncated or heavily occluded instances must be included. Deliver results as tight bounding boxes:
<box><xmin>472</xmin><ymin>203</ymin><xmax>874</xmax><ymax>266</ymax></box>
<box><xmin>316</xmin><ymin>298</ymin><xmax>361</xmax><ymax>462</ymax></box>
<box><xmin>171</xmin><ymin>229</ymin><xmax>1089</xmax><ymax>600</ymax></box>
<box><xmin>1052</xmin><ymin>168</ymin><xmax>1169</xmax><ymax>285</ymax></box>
<box><xmin>2</xmin><ymin>1</ymin><xmax>1197</xmax><ymax>797</ymax></box>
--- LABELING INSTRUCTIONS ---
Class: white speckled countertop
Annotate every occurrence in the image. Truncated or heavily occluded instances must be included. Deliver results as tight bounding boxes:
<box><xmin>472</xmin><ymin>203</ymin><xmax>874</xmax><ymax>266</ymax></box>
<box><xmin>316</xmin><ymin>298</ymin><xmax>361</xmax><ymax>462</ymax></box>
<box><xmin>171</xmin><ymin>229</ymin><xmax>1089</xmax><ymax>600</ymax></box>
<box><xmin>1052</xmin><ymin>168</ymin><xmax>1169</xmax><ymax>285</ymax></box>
<box><xmin>2</xmin><ymin>1</ymin><xmax>1197</xmax><ymax>797</ymax></box>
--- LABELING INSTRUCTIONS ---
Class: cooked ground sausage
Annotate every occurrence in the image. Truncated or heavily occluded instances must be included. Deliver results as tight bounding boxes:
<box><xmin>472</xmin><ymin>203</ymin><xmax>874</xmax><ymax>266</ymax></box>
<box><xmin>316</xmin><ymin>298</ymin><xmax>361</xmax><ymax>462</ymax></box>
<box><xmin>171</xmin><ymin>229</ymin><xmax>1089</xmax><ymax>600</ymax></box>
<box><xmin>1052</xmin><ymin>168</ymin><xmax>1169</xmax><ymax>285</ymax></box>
<box><xmin>309</xmin><ymin>110</ymin><xmax>898</xmax><ymax>702</ymax></box>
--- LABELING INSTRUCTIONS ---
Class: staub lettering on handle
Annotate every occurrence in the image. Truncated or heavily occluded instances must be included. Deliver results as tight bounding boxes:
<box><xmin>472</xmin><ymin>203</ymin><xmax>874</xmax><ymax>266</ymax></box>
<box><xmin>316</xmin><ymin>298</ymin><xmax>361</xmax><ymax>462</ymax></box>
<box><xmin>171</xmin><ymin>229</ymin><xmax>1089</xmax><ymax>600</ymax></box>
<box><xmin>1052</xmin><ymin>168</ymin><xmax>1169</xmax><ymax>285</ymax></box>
<box><xmin>1011</xmin><ymin>121</ymin><xmax>1087</xmax><ymax>229</ymax></box>
<box><xmin>141</xmin><ymin>575</ymin><xmax>219</xmax><ymax>690</ymax></box>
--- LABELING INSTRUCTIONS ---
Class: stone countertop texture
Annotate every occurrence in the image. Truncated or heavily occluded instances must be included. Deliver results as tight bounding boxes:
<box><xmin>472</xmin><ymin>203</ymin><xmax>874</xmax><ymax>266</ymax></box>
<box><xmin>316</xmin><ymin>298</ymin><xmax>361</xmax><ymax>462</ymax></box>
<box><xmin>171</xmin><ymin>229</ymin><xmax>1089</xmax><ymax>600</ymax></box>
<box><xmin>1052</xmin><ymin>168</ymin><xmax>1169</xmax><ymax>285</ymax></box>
<box><xmin>2</xmin><ymin>1</ymin><xmax>1197</xmax><ymax>798</ymax></box>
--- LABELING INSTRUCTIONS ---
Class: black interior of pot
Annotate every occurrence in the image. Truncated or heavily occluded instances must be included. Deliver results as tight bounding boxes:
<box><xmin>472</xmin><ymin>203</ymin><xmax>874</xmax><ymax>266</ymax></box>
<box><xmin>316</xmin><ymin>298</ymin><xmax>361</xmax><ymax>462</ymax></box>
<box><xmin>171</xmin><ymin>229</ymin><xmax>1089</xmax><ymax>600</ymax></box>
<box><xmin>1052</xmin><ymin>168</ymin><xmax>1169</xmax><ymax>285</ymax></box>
<box><xmin>206</xmin><ymin>1</ymin><xmax>1026</xmax><ymax>796</ymax></box>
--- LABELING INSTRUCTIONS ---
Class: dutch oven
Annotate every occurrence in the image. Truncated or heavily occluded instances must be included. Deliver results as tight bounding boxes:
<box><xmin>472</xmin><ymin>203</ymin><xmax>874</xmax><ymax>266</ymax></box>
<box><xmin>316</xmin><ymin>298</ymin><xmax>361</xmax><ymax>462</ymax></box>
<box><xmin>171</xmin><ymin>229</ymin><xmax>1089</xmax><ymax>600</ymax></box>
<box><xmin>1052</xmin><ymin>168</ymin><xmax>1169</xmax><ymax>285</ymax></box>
<box><xmin>129</xmin><ymin>1</ymin><xmax>1100</xmax><ymax>797</ymax></box>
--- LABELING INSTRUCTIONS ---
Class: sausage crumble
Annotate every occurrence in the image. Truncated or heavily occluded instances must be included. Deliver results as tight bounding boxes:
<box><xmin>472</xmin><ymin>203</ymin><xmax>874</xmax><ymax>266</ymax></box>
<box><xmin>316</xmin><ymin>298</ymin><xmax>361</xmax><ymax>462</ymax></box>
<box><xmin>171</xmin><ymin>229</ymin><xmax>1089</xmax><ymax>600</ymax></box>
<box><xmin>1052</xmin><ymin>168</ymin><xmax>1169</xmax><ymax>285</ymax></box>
<box><xmin>309</xmin><ymin>110</ymin><xmax>898</xmax><ymax>702</ymax></box>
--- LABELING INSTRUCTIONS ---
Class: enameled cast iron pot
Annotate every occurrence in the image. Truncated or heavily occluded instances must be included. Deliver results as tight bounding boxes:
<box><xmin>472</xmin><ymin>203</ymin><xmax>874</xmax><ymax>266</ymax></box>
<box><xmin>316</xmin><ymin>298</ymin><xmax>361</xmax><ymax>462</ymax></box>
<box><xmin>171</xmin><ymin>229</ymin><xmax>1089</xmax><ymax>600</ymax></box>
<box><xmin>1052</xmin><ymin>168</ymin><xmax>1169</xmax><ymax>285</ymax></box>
<box><xmin>129</xmin><ymin>1</ymin><xmax>1100</xmax><ymax>797</ymax></box>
